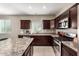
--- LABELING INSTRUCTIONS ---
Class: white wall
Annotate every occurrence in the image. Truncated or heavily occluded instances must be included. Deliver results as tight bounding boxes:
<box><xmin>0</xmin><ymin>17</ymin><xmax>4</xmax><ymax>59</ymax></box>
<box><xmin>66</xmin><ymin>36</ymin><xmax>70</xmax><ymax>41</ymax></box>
<box><xmin>78</xmin><ymin>5</ymin><xmax>79</xmax><ymax>40</ymax></box>
<box><xmin>0</xmin><ymin>15</ymin><xmax>54</xmax><ymax>39</ymax></box>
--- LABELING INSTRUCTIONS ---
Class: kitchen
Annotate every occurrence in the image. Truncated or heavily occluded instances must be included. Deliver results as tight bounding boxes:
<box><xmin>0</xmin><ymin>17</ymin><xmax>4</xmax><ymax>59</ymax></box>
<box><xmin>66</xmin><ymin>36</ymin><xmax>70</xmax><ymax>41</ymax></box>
<box><xmin>0</xmin><ymin>3</ymin><xmax>78</xmax><ymax>56</ymax></box>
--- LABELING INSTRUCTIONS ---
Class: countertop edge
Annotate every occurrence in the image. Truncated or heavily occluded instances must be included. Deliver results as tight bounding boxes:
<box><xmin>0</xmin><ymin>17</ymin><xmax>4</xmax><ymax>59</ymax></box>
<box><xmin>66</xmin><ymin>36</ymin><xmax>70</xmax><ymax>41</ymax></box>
<box><xmin>62</xmin><ymin>41</ymin><xmax>77</xmax><ymax>52</ymax></box>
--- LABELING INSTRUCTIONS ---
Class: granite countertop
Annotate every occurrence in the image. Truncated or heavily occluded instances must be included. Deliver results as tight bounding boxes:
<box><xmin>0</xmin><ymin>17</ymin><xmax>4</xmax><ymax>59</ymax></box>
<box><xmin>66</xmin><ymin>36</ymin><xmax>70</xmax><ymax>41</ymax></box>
<box><xmin>20</xmin><ymin>33</ymin><xmax>59</xmax><ymax>37</ymax></box>
<box><xmin>0</xmin><ymin>37</ymin><xmax>34</xmax><ymax>56</ymax></box>
<box><xmin>62</xmin><ymin>41</ymin><xmax>78</xmax><ymax>52</ymax></box>
<box><xmin>0</xmin><ymin>38</ymin><xmax>12</xmax><ymax>56</ymax></box>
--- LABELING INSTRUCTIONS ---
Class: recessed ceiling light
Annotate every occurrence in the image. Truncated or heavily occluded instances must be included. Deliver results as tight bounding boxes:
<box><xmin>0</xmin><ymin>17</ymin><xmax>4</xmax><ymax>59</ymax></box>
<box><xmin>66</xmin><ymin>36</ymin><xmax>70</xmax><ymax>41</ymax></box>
<box><xmin>28</xmin><ymin>5</ymin><xmax>32</xmax><ymax>9</ymax></box>
<box><xmin>43</xmin><ymin>5</ymin><xmax>47</xmax><ymax>9</ymax></box>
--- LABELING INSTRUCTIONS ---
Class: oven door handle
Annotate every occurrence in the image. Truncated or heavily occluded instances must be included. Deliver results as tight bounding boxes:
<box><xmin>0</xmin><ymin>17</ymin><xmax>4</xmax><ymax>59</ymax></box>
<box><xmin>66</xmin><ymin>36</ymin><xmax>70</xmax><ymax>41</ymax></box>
<box><xmin>54</xmin><ymin>40</ymin><xmax>61</xmax><ymax>46</ymax></box>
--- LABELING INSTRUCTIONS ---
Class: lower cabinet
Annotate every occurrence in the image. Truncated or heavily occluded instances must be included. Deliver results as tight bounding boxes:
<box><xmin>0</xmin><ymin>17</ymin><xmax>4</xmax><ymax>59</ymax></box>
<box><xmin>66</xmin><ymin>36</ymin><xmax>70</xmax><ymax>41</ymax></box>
<box><xmin>18</xmin><ymin>35</ymin><xmax>53</xmax><ymax>46</ymax></box>
<box><xmin>61</xmin><ymin>43</ymin><xmax>77</xmax><ymax>56</ymax></box>
<box><xmin>31</xmin><ymin>36</ymin><xmax>52</xmax><ymax>46</ymax></box>
<box><xmin>22</xmin><ymin>44</ymin><xmax>33</xmax><ymax>56</ymax></box>
<box><xmin>19</xmin><ymin>35</ymin><xmax>54</xmax><ymax>56</ymax></box>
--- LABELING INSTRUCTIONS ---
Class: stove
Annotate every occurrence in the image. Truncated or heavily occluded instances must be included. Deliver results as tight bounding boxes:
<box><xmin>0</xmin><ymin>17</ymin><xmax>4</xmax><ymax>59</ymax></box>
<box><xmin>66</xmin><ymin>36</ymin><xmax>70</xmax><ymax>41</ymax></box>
<box><xmin>53</xmin><ymin>37</ymin><xmax>61</xmax><ymax>56</ymax></box>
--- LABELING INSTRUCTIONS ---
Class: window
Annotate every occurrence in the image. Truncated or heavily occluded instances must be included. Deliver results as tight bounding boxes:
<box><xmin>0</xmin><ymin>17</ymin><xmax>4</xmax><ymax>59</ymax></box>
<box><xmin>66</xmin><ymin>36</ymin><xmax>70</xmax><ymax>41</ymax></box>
<box><xmin>0</xmin><ymin>20</ymin><xmax>11</xmax><ymax>33</ymax></box>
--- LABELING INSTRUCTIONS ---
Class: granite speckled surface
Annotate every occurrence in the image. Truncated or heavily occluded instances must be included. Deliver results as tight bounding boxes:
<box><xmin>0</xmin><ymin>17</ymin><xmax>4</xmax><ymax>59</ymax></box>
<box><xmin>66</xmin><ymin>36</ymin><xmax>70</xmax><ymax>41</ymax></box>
<box><xmin>20</xmin><ymin>33</ymin><xmax>59</xmax><ymax>37</ymax></box>
<box><xmin>0</xmin><ymin>38</ymin><xmax>33</xmax><ymax>56</ymax></box>
<box><xmin>62</xmin><ymin>41</ymin><xmax>78</xmax><ymax>52</ymax></box>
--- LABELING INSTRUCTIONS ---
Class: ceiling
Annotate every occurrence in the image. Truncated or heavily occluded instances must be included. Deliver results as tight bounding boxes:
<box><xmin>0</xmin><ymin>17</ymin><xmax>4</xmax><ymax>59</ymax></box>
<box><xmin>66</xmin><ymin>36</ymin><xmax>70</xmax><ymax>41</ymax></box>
<box><xmin>0</xmin><ymin>3</ymin><xmax>74</xmax><ymax>16</ymax></box>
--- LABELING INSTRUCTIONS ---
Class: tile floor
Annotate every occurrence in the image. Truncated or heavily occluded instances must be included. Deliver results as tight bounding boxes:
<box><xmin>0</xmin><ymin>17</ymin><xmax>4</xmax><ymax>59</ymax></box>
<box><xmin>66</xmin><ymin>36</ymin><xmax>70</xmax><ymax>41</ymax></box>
<box><xmin>33</xmin><ymin>46</ymin><xmax>55</xmax><ymax>56</ymax></box>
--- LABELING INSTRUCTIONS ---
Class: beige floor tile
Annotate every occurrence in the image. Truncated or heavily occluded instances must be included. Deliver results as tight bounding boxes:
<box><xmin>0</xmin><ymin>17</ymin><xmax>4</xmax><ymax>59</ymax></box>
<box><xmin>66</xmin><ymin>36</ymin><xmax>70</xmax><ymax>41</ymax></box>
<box><xmin>33</xmin><ymin>46</ymin><xmax>55</xmax><ymax>56</ymax></box>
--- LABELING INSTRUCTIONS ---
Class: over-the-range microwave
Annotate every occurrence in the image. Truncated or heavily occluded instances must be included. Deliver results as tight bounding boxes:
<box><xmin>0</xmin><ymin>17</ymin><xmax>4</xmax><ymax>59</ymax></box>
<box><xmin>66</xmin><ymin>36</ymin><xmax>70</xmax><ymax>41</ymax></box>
<box><xmin>58</xmin><ymin>17</ymin><xmax>69</xmax><ymax>29</ymax></box>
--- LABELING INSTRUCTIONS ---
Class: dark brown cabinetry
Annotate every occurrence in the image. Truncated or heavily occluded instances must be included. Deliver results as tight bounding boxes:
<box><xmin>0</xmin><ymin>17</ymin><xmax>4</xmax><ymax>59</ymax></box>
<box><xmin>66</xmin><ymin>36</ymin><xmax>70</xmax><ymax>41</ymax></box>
<box><xmin>61</xmin><ymin>43</ymin><xmax>77</xmax><ymax>56</ymax></box>
<box><xmin>50</xmin><ymin>20</ymin><xmax>55</xmax><ymax>29</ymax></box>
<box><xmin>18</xmin><ymin>35</ymin><xmax>52</xmax><ymax>46</ymax></box>
<box><xmin>43</xmin><ymin>20</ymin><xmax>50</xmax><ymax>29</ymax></box>
<box><xmin>69</xmin><ymin>5</ymin><xmax>77</xmax><ymax>29</ymax></box>
<box><xmin>48</xmin><ymin>37</ymin><xmax>54</xmax><ymax>46</ymax></box>
<box><xmin>32</xmin><ymin>36</ymin><xmax>52</xmax><ymax>46</ymax></box>
<box><xmin>54</xmin><ymin>11</ymin><xmax>69</xmax><ymax>29</ymax></box>
<box><xmin>20</xmin><ymin>20</ymin><xmax>31</xmax><ymax>29</ymax></box>
<box><xmin>54</xmin><ymin>4</ymin><xmax>77</xmax><ymax>29</ymax></box>
<box><xmin>54</xmin><ymin>18</ymin><xmax>59</xmax><ymax>29</ymax></box>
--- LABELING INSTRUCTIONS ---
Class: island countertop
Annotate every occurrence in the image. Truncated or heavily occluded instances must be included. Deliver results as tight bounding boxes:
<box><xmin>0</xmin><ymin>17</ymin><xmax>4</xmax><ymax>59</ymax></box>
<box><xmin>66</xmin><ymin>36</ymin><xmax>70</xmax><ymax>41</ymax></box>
<box><xmin>0</xmin><ymin>38</ymin><xmax>34</xmax><ymax>56</ymax></box>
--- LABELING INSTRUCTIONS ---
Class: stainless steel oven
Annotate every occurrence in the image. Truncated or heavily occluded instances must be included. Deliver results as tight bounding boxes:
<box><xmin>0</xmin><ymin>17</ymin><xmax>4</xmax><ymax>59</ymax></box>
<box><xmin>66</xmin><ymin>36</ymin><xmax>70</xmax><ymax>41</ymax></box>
<box><xmin>53</xmin><ymin>37</ymin><xmax>61</xmax><ymax>56</ymax></box>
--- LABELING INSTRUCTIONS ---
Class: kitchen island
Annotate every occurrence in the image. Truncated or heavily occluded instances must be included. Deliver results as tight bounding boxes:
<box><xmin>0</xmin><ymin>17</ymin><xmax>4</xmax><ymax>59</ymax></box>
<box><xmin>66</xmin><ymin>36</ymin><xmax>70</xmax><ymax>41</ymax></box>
<box><xmin>0</xmin><ymin>38</ymin><xmax>34</xmax><ymax>56</ymax></box>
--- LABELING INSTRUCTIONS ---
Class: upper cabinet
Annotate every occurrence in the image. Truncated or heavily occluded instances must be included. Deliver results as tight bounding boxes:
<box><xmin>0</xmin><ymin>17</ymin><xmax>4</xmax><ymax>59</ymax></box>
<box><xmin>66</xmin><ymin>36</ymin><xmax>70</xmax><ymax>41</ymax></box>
<box><xmin>55</xmin><ymin>11</ymin><xmax>69</xmax><ymax>29</ymax></box>
<box><xmin>54</xmin><ymin>4</ymin><xmax>77</xmax><ymax>29</ymax></box>
<box><xmin>43</xmin><ymin>20</ymin><xmax>50</xmax><ymax>29</ymax></box>
<box><xmin>50</xmin><ymin>20</ymin><xmax>55</xmax><ymax>29</ymax></box>
<box><xmin>20</xmin><ymin>20</ymin><xmax>31</xmax><ymax>29</ymax></box>
<box><xmin>69</xmin><ymin>5</ymin><xmax>77</xmax><ymax>29</ymax></box>
<box><xmin>54</xmin><ymin>18</ymin><xmax>59</xmax><ymax>29</ymax></box>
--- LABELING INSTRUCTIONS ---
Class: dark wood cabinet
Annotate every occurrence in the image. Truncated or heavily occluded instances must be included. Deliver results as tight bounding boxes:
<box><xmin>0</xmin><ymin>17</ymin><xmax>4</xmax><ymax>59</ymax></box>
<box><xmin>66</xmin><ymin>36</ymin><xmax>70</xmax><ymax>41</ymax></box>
<box><xmin>69</xmin><ymin>5</ymin><xmax>77</xmax><ymax>29</ymax></box>
<box><xmin>54</xmin><ymin>18</ymin><xmax>59</xmax><ymax>29</ymax></box>
<box><xmin>43</xmin><ymin>20</ymin><xmax>50</xmax><ymax>29</ymax></box>
<box><xmin>54</xmin><ymin>11</ymin><xmax>69</xmax><ymax>29</ymax></box>
<box><xmin>61</xmin><ymin>43</ymin><xmax>77</xmax><ymax>56</ymax></box>
<box><xmin>32</xmin><ymin>36</ymin><xmax>52</xmax><ymax>46</ymax></box>
<box><xmin>20</xmin><ymin>20</ymin><xmax>31</xmax><ymax>29</ymax></box>
<box><xmin>48</xmin><ymin>37</ymin><xmax>54</xmax><ymax>46</ymax></box>
<box><xmin>54</xmin><ymin>4</ymin><xmax>77</xmax><ymax>29</ymax></box>
<box><xmin>18</xmin><ymin>35</ymin><xmax>52</xmax><ymax>46</ymax></box>
<box><xmin>50</xmin><ymin>20</ymin><xmax>55</xmax><ymax>29</ymax></box>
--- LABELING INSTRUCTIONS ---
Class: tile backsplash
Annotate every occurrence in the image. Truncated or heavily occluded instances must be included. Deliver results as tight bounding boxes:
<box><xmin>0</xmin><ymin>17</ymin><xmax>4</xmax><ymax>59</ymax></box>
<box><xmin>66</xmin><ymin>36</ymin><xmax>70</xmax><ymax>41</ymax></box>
<box><xmin>56</xmin><ymin>29</ymin><xmax>77</xmax><ymax>34</ymax></box>
<box><xmin>20</xmin><ymin>29</ymin><xmax>56</xmax><ymax>34</ymax></box>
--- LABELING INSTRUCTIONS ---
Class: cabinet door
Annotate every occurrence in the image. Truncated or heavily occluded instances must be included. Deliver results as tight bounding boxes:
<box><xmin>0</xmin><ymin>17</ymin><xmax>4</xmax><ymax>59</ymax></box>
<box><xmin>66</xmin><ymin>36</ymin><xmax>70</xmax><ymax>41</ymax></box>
<box><xmin>39</xmin><ymin>36</ymin><xmax>51</xmax><ymax>46</ymax></box>
<box><xmin>20</xmin><ymin>20</ymin><xmax>30</xmax><ymax>29</ymax></box>
<box><xmin>54</xmin><ymin>18</ymin><xmax>59</xmax><ymax>29</ymax></box>
<box><xmin>50</xmin><ymin>20</ymin><xmax>55</xmax><ymax>29</ymax></box>
<box><xmin>43</xmin><ymin>20</ymin><xmax>50</xmax><ymax>29</ymax></box>
<box><xmin>69</xmin><ymin>5</ymin><xmax>77</xmax><ymax>29</ymax></box>
<box><xmin>48</xmin><ymin>37</ymin><xmax>54</xmax><ymax>46</ymax></box>
<box><xmin>32</xmin><ymin>36</ymin><xmax>51</xmax><ymax>46</ymax></box>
